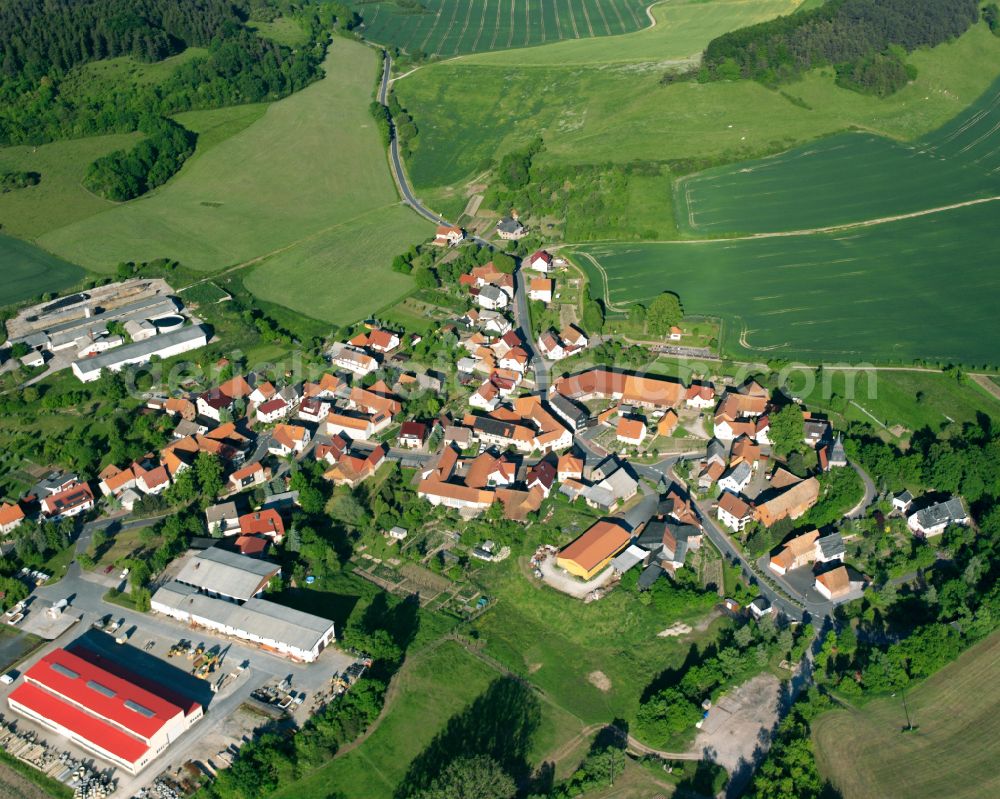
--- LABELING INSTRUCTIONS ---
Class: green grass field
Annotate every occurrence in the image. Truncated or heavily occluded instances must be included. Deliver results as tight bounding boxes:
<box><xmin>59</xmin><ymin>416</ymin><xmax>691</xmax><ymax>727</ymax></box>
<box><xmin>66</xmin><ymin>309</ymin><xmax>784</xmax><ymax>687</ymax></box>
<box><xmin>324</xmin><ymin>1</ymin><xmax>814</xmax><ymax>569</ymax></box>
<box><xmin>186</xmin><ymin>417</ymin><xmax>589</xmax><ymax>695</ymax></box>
<box><xmin>270</xmin><ymin>642</ymin><xmax>503</xmax><ymax>798</ymax></box>
<box><xmin>353</xmin><ymin>0</ymin><xmax>653</xmax><ymax>57</ymax></box>
<box><xmin>471</xmin><ymin>532</ymin><xmax>723</xmax><ymax>727</ymax></box>
<box><xmin>812</xmin><ymin>631</ymin><xmax>1000</xmax><ymax>799</ymax></box>
<box><xmin>464</xmin><ymin>0</ymin><xmax>801</xmax><ymax>66</ymax></box>
<box><xmin>676</xmin><ymin>71</ymin><xmax>1000</xmax><ymax>235</ymax></box>
<box><xmin>242</xmin><ymin>203</ymin><xmax>425</xmax><ymax>324</ymax></box>
<box><xmin>574</xmin><ymin>200</ymin><xmax>1000</xmax><ymax>366</ymax></box>
<box><xmin>0</xmin><ymin>105</ymin><xmax>266</xmax><ymax>243</ymax></box>
<box><xmin>0</xmin><ymin>234</ymin><xmax>84</xmax><ymax>308</ymax></box>
<box><xmin>399</xmin><ymin>20</ymin><xmax>1000</xmax><ymax>218</ymax></box>
<box><xmin>0</xmin><ymin>132</ymin><xmax>140</xmax><ymax>239</ymax></box>
<box><xmin>248</xmin><ymin>17</ymin><xmax>309</xmax><ymax>47</ymax></box>
<box><xmin>794</xmin><ymin>370</ymin><xmax>1000</xmax><ymax>437</ymax></box>
<box><xmin>36</xmin><ymin>39</ymin><xmax>428</xmax><ymax>323</ymax></box>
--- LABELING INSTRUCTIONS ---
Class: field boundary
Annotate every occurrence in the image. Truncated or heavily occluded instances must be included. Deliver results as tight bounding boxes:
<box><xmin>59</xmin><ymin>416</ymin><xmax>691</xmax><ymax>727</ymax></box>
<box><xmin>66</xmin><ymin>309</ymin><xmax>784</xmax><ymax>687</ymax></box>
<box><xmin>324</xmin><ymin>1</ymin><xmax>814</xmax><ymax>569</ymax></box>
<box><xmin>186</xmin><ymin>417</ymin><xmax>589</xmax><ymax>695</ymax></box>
<box><xmin>575</xmin><ymin>194</ymin><xmax>1000</xmax><ymax>250</ymax></box>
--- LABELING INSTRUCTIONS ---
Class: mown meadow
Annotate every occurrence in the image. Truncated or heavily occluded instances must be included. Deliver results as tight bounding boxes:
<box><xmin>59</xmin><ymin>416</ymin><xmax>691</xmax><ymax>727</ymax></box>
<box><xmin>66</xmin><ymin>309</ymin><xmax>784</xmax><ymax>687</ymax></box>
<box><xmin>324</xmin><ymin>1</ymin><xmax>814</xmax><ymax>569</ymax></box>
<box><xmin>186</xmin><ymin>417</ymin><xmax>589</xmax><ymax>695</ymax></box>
<box><xmin>35</xmin><ymin>40</ymin><xmax>428</xmax><ymax>325</ymax></box>
<box><xmin>813</xmin><ymin>631</ymin><xmax>1000</xmax><ymax>799</ymax></box>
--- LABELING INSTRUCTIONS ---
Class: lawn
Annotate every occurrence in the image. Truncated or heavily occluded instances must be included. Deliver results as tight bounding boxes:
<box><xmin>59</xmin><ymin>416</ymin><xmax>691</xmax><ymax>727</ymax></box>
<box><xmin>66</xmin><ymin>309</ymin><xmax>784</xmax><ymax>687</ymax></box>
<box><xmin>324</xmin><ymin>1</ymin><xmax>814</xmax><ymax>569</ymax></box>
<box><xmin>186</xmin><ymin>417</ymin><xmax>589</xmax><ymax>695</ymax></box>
<box><xmin>270</xmin><ymin>641</ymin><xmax>500</xmax><ymax>799</ymax></box>
<box><xmin>396</xmin><ymin>21</ymin><xmax>1000</xmax><ymax>210</ymax></box>
<box><xmin>242</xmin><ymin>203</ymin><xmax>426</xmax><ymax>325</ymax></box>
<box><xmin>573</xmin><ymin>200</ymin><xmax>1000</xmax><ymax>367</ymax></box>
<box><xmin>675</xmin><ymin>69</ymin><xmax>1000</xmax><ymax>235</ymax></box>
<box><xmin>812</xmin><ymin>630</ymin><xmax>1000</xmax><ymax>799</ymax></box>
<box><xmin>351</xmin><ymin>0</ymin><xmax>653</xmax><ymax>58</ymax></box>
<box><xmin>469</xmin><ymin>520</ymin><xmax>725</xmax><ymax>728</ymax></box>
<box><xmin>273</xmin><ymin>581</ymin><xmax>719</xmax><ymax>799</ymax></box>
<box><xmin>248</xmin><ymin>17</ymin><xmax>309</xmax><ymax>47</ymax></box>
<box><xmin>465</xmin><ymin>0</ymin><xmax>802</xmax><ymax>66</ymax></box>
<box><xmin>38</xmin><ymin>39</ymin><xmax>429</xmax><ymax>320</ymax></box>
<box><xmin>0</xmin><ymin>234</ymin><xmax>85</xmax><ymax>308</ymax></box>
<box><xmin>0</xmin><ymin>132</ymin><xmax>140</xmax><ymax>239</ymax></box>
<box><xmin>793</xmin><ymin>369</ymin><xmax>1000</xmax><ymax>439</ymax></box>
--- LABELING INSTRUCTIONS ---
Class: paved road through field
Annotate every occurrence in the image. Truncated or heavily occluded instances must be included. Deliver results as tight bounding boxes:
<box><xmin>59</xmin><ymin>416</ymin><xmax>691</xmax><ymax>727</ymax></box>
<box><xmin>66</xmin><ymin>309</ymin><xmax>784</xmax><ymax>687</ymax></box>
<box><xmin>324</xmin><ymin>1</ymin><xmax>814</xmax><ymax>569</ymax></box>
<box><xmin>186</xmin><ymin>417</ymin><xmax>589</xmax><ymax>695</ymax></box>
<box><xmin>378</xmin><ymin>50</ymin><xmax>547</xmax><ymax>388</ymax></box>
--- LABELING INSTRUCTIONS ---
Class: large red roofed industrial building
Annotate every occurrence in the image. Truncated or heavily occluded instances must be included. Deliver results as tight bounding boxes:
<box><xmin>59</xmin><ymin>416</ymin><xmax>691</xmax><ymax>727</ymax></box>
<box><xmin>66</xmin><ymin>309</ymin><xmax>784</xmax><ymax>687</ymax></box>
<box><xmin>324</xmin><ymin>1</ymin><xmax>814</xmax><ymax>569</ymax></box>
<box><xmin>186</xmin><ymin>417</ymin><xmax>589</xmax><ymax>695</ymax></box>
<box><xmin>8</xmin><ymin>647</ymin><xmax>202</xmax><ymax>774</ymax></box>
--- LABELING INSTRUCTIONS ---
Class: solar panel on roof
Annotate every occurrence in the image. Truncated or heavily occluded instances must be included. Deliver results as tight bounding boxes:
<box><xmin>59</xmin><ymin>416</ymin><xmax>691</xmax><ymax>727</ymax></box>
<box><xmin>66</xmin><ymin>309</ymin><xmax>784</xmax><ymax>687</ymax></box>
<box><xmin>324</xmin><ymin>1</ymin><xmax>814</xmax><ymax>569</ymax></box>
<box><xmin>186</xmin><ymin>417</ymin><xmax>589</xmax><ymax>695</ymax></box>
<box><xmin>51</xmin><ymin>663</ymin><xmax>79</xmax><ymax>679</ymax></box>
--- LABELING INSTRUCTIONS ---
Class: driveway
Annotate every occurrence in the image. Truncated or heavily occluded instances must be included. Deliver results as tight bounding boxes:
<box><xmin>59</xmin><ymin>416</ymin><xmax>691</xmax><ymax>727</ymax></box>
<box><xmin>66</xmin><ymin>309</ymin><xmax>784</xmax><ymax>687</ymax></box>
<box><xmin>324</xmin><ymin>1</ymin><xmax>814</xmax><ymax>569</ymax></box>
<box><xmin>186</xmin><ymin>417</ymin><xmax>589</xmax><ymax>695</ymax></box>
<box><xmin>9</xmin><ymin>563</ymin><xmax>357</xmax><ymax>796</ymax></box>
<box><xmin>537</xmin><ymin>555</ymin><xmax>614</xmax><ymax>599</ymax></box>
<box><xmin>845</xmin><ymin>460</ymin><xmax>876</xmax><ymax>519</ymax></box>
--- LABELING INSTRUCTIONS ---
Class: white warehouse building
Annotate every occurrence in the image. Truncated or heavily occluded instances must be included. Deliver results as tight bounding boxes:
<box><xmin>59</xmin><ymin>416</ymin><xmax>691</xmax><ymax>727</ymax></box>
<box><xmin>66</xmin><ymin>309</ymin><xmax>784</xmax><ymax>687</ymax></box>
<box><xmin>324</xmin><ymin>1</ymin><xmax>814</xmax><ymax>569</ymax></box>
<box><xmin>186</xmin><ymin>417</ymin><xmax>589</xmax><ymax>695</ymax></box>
<box><xmin>72</xmin><ymin>325</ymin><xmax>209</xmax><ymax>382</ymax></box>
<box><xmin>151</xmin><ymin>581</ymin><xmax>335</xmax><ymax>663</ymax></box>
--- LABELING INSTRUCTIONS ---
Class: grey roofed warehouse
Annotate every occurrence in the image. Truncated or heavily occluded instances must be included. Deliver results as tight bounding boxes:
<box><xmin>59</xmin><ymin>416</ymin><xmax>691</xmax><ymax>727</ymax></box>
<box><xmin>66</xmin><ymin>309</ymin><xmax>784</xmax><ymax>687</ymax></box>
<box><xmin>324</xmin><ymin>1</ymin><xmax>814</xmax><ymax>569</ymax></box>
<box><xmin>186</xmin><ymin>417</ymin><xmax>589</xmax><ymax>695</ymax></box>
<box><xmin>72</xmin><ymin>325</ymin><xmax>209</xmax><ymax>382</ymax></box>
<box><xmin>173</xmin><ymin>547</ymin><xmax>280</xmax><ymax>603</ymax></box>
<box><xmin>15</xmin><ymin>295</ymin><xmax>181</xmax><ymax>350</ymax></box>
<box><xmin>150</xmin><ymin>581</ymin><xmax>335</xmax><ymax>663</ymax></box>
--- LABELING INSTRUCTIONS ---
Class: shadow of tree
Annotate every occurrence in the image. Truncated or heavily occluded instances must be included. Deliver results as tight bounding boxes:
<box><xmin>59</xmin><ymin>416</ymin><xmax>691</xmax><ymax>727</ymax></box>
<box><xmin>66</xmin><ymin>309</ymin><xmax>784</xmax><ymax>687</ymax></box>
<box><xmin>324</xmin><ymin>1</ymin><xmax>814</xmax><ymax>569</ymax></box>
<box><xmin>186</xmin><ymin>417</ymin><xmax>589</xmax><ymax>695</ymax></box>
<box><xmin>641</xmin><ymin>642</ymin><xmax>716</xmax><ymax>704</ymax></box>
<box><xmin>393</xmin><ymin>676</ymin><xmax>541</xmax><ymax>799</ymax></box>
<box><xmin>674</xmin><ymin>758</ymin><xmax>728</xmax><ymax>799</ymax></box>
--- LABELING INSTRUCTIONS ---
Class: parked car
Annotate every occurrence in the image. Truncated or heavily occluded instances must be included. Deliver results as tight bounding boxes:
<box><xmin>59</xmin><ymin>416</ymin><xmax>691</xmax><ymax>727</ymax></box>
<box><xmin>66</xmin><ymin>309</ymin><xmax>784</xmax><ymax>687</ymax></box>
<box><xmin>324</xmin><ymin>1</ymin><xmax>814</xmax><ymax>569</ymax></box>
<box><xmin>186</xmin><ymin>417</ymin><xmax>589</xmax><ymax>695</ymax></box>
<box><xmin>0</xmin><ymin>670</ymin><xmax>18</xmax><ymax>685</ymax></box>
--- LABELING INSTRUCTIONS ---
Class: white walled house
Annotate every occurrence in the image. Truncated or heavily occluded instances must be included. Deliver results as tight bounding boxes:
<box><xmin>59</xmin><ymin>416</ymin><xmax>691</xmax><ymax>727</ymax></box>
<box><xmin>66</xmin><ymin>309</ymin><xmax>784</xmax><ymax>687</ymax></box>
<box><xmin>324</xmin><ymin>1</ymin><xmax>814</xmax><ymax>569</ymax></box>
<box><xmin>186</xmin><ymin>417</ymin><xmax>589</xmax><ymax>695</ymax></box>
<box><xmin>716</xmin><ymin>491</ymin><xmax>753</xmax><ymax>533</ymax></box>
<box><xmin>528</xmin><ymin>250</ymin><xmax>553</xmax><ymax>273</ymax></box>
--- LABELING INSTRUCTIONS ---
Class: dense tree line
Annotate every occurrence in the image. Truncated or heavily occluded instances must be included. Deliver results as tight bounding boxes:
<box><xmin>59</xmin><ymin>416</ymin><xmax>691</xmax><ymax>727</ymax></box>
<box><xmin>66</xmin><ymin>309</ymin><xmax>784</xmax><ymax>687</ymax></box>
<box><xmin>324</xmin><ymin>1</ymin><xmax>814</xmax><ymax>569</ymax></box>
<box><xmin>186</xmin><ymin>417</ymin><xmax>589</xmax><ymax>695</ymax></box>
<box><xmin>83</xmin><ymin>116</ymin><xmax>195</xmax><ymax>200</ymax></box>
<box><xmin>386</xmin><ymin>89</ymin><xmax>417</xmax><ymax>158</ymax></box>
<box><xmin>986</xmin><ymin>3</ymin><xmax>1000</xmax><ymax>35</ymax></box>
<box><xmin>701</xmin><ymin>0</ymin><xmax>979</xmax><ymax>94</ymax></box>
<box><xmin>0</xmin><ymin>26</ymin><xmax>324</xmax><ymax>144</ymax></box>
<box><xmin>0</xmin><ymin>0</ymin><xmax>239</xmax><ymax>77</ymax></box>
<box><xmin>0</xmin><ymin>0</ymin><xmax>354</xmax><ymax>146</ymax></box>
<box><xmin>745</xmin><ymin>690</ymin><xmax>840</xmax><ymax>799</ymax></box>
<box><xmin>834</xmin><ymin>47</ymin><xmax>917</xmax><ymax>97</ymax></box>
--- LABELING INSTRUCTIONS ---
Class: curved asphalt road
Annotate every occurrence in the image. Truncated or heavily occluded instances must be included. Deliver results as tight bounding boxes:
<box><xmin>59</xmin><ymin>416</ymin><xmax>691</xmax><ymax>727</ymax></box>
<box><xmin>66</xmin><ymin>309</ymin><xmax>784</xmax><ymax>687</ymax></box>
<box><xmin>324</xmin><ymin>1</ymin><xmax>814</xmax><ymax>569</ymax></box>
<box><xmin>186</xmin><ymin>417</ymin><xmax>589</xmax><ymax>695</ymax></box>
<box><xmin>378</xmin><ymin>51</ymin><xmax>547</xmax><ymax>387</ymax></box>
<box><xmin>846</xmin><ymin>460</ymin><xmax>877</xmax><ymax>519</ymax></box>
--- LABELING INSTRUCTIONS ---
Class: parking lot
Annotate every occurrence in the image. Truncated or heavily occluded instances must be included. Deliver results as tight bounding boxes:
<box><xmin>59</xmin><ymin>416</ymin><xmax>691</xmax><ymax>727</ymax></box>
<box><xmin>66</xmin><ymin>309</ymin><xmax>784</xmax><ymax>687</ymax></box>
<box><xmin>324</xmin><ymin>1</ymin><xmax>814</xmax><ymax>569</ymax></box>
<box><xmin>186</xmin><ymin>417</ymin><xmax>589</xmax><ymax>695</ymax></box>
<box><xmin>0</xmin><ymin>562</ymin><xmax>358</xmax><ymax>797</ymax></box>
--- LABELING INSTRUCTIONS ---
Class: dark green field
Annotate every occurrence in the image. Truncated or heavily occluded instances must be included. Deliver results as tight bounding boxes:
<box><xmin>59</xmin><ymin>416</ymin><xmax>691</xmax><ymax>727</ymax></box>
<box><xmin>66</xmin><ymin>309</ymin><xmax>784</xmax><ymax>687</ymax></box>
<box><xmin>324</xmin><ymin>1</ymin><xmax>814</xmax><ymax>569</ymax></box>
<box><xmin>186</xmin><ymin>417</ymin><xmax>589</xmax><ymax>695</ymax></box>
<box><xmin>352</xmin><ymin>0</ymin><xmax>652</xmax><ymax>57</ymax></box>
<box><xmin>576</xmin><ymin>201</ymin><xmax>1000</xmax><ymax>366</ymax></box>
<box><xmin>0</xmin><ymin>234</ymin><xmax>83</xmax><ymax>309</ymax></box>
<box><xmin>675</xmin><ymin>75</ymin><xmax>1000</xmax><ymax>235</ymax></box>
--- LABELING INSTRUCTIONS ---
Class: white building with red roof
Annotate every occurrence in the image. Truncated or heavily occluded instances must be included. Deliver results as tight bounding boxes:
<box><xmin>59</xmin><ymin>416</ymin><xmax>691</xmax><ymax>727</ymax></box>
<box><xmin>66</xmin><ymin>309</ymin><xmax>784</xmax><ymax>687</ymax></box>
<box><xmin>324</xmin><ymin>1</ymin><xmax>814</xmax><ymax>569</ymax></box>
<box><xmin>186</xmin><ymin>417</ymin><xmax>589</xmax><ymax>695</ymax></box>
<box><xmin>434</xmin><ymin>225</ymin><xmax>464</xmax><ymax>246</ymax></box>
<box><xmin>255</xmin><ymin>397</ymin><xmax>290</xmax><ymax>425</ymax></box>
<box><xmin>8</xmin><ymin>647</ymin><xmax>202</xmax><ymax>774</ymax></box>
<box><xmin>528</xmin><ymin>250</ymin><xmax>554</xmax><ymax>273</ymax></box>
<box><xmin>0</xmin><ymin>501</ymin><xmax>25</xmax><ymax>535</ymax></box>
<box><xmin>41</xmin><ymin>482</ymin><xmax>95</xmax><ymax>520</ymax></box>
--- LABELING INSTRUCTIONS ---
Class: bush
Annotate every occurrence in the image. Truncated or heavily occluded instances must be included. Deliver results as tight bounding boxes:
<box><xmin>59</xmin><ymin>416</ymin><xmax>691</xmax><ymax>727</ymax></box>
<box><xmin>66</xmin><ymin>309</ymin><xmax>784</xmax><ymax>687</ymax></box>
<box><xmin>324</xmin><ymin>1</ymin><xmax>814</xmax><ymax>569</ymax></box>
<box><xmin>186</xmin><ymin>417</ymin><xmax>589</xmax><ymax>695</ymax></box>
<box><xmin>84</xmin><ymin>116</ymin><xmax>196</xmax><ymax>201</ymax></box>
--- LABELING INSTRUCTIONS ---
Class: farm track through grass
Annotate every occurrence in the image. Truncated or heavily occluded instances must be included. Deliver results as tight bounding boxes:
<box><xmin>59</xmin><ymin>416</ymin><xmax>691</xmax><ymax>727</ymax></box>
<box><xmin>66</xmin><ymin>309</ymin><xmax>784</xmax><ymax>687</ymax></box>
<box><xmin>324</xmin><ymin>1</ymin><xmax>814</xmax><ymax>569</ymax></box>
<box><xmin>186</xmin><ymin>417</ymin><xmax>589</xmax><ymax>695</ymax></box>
<box><xmin>676</xmin><ymin>71</ymin><xmax>1000</xmax><ymax>235</ymax></box>
<box><xmin>574</xmin><ymin>200</ymin><xmax>1000</xmax><ymax>366</ymax></box>
<box><xmin>35</xmin><ymin>39</ymin><xmax>427</xmax><ymax>322</ymax></box>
